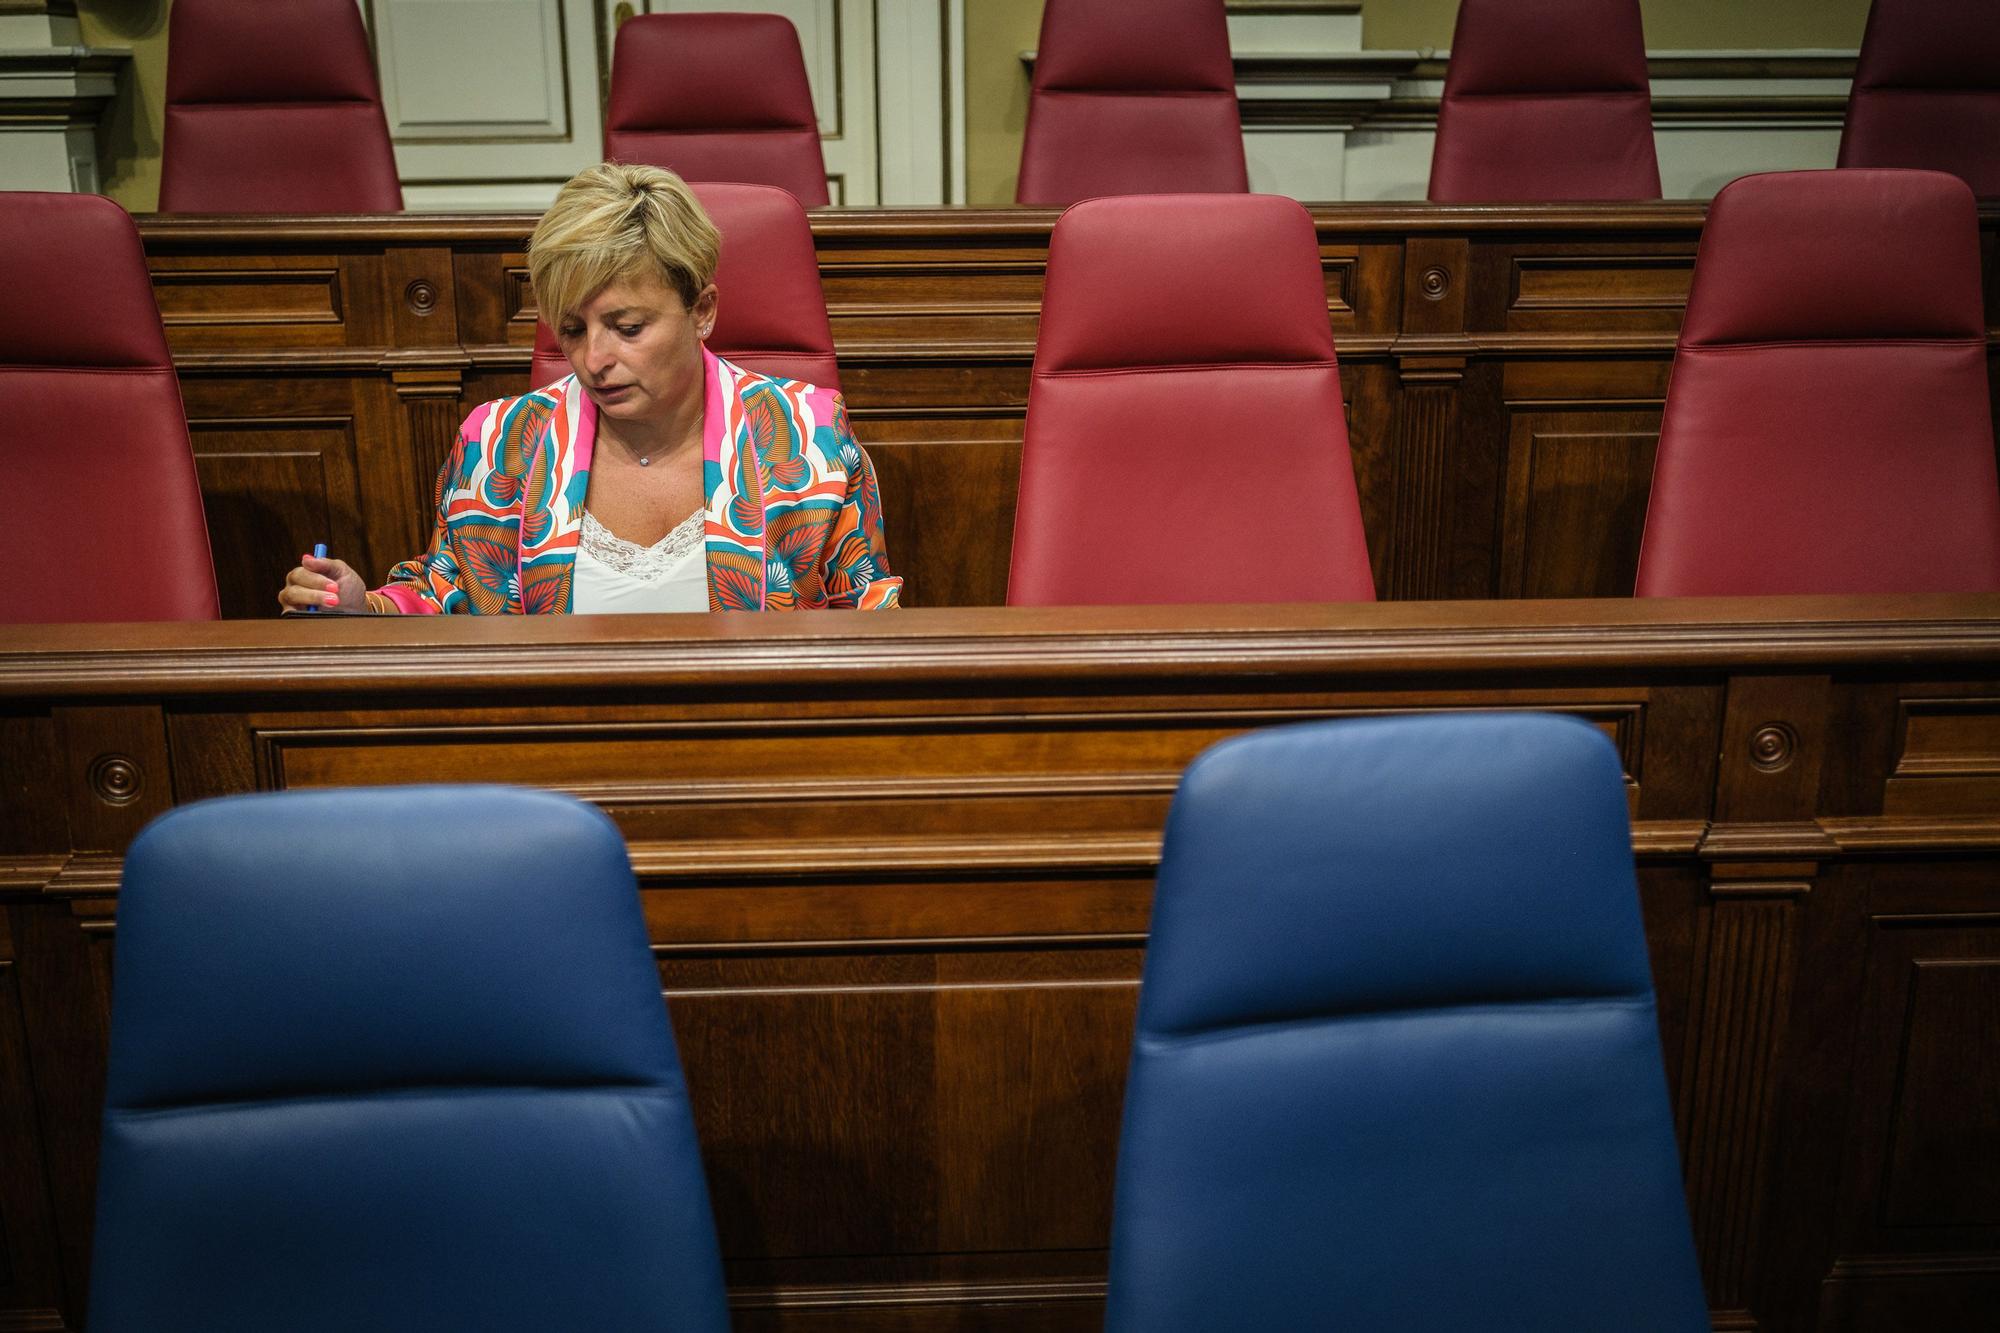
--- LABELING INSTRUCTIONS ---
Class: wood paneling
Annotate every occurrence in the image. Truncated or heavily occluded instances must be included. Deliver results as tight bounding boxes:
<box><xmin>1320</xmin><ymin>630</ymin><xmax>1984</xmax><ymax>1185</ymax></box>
<box><xmin>151</xmin><ymin>266</ymin><xmax>344</xmax><ymax>328</ymax></box>
<box><xmin>137</xmin><ymin>206</ymin><xmax>2000</xmax><ymax>613</ymax></box>
<box><xmin>187</xmin><ymin>416</ymin><xmax>368</xmax><ymax>619</ymax></box>
<box><xmin>1879</xmin><ymin>958</ymin><xmax>2000</xmax><ymax>1228</ymax></box>
<box><xmin>0</xmin><ymin>911</ymin><xmax>69</xmax><ymax>1332</ymax></box>
<box><xmin>1808</xmin><ymin>864</ymin><xmax>2000</xmax><ymax>1333</ymax></box>
<box><xmin>2</xmin><ymin>596</ymin><xmax>1999</xmax><ymax>1330</ymax></box>
<box><xmin>1500</xmin><ymin>411</ymin><xmax>1660</xmax><ymax>598</ymax></box>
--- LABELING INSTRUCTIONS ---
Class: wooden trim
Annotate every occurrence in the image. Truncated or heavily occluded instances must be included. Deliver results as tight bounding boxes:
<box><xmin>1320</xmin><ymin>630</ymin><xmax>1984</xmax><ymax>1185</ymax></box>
<box><xmin>128</xmin><ymin>200</ymin><xmax>1736</xmax><ymax>243</ymax></box>
<box><xmin>5</xmin><ymin>598</ymin><xmax>2000</xmax><ymax>699</ymax></box>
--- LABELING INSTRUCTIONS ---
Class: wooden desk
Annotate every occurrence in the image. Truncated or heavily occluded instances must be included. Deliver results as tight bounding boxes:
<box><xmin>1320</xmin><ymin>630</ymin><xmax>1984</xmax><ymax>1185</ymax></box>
<box><xmin>3</xmin><ymin>597</ymin><xmax>1998</xmax><ymax>1330</ymax></box>
<box><xmin>140</xmin><ymin>205</ymin><xmax>2000</xmax><ymax>618</ymax></box>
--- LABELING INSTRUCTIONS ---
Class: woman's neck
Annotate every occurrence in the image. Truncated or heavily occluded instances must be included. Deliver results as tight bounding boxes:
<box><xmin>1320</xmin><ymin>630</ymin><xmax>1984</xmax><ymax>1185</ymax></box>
<box><xmin>597</xmin><ymin>388</ymin><xmax>703</xmax><ymax>468</ymax></box>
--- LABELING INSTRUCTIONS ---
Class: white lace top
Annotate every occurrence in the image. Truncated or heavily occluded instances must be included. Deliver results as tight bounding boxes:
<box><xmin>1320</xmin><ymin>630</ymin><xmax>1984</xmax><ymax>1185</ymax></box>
<box><xmin>571</xmin><ymin>509</ymin><xmax>708</xmax><ymax>614</ymax></box>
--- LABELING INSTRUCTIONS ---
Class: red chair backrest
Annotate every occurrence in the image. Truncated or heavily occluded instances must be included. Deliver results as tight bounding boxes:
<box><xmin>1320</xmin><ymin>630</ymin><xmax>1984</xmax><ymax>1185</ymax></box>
<box><xmin>1636</xmin><ymin>169</ymin><xmax>2000</xmax><ymax>596</ymax></box>
<box><xmin>528</xmin><ymin>320</ymin><xmax>568</xmax><ymax>390</ymax></box>
<box><xmin>1839</xmin><ymin>0</ymin><xmax>2000</xmax><ymax>196</ymax></box>
<box><xmin>1008</xmin><ymin>194</ymin><xmax>1374</xmax><ymax>606</ymax></box>
<box><xmin>530</xmin><ymin>321</ymin><xmax>568</xmax><ymax>393</ymax></box>
<box><xmin>1016</xmin><ymin>0</ymin><xmax>1247</xmax><ymax>207</ymax></box>
<box><xmin>532</xmin><ymin>182</ymin><xmax>838</xmax><ymax>393</ymax></box>
<box><xmin>1428</xmin><ymin>0</ymin><xmax>1659</xmax><ymax>203</ymax></box>
<box><xmin>604</xmin><ymin>13</ymin><xmax>829</xmax><ymax>207</ymax></box>
<box><xmin>0</xmin><ymin>194</ymin><xmax>219</xmax><ymax>622</ymax></box>
<box><xmin>161</xmin><ymin>0</ymin><xmax>402</xmax><ymax>213</ymax></box>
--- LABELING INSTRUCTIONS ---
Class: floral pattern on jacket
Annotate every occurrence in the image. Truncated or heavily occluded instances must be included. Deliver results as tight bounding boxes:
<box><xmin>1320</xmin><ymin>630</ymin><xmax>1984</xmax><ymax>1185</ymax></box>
<box><xmin>375</xmin><ymin>348</ymin><xmax>902</xmax><ymax>613</ymax></box>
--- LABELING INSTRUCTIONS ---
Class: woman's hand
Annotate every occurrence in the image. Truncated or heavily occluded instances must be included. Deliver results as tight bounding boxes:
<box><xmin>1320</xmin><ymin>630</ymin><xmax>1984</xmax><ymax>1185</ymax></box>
<box><xmin>278</xmin><ymin>552</ymin><xmax>367</xmax><ymax>612</ymax></box>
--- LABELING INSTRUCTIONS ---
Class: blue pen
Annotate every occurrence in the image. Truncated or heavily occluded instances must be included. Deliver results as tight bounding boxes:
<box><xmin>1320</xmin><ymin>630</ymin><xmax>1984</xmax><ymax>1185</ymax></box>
<box><xmin>311</xmin><ymin>543</ymin><xmax>329</xmax><ymax>613</ymax></box>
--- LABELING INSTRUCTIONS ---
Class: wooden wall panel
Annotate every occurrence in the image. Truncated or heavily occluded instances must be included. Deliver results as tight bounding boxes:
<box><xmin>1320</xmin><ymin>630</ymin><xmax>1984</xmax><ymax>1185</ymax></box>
<box><xmin>186</xmin><ymin>414</ymin><xmax>369</xmax><ymax>621</ymax></box>
<box><xmin>152</xmin><ymin>264</ymin><xmax>345</xmax><ymax>331</ymax></box>
<box><xmin>0</xmin><ymin>911</ymin><xmax>69</xmax><ymax>1332</ymax></box>
<box><xmin>1498</xmin><ymin>250</ymin><xmax>1695</xmax><ymax>335</ymax></box>
<box><xmin>150</xmin><ymin>254</ymin><xmax>365</xmax><ymax>350</ymax></box>
<box><xmin>865</xmin><ymin>435</ymin><xmax>1020</xmax><ymax>608</ymax></box>
<box><xmin>3</xmin><ymin>598</ymin><xmax>2000</xmax><ymax>1330</ymax></box>
<box><xmin>1499</xmin><ymin>410</ymin><xmax>1661</xmax><ymax>599</ymax></box>
<box><xmin>1883</xmin><ymin>698</ymin><xmax>2000</xmax><ymax>817</ymax></box>
<box><xmin>1812</xmin><ymin>868</ymin><xmax>2000</xmax><ymax>1333</ymax></box>
<box><xmin>1876</xmin><ymin>958</ymin><xmax>2000</xmax><ymax>1229</ymax></box>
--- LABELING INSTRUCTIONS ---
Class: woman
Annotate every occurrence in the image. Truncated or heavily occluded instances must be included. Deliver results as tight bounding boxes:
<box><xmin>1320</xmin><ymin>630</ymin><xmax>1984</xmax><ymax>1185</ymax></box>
<box><xmin>279</xmin><ymin>163</ymin><xmax>901</xmax><ymax>614</ymax></box>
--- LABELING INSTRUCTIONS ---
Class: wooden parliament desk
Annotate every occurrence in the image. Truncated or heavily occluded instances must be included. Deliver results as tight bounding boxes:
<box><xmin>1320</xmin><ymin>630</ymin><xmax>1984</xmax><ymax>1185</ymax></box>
<box><xmin>2</xmin><ymin>597</ymin><xmax>1999</xmax><ymax>1331</ymax></box>
<box><xmin>139</xmin><ymin>204</ymin><xmax>2000</xmax><ymax>619</ymax></box>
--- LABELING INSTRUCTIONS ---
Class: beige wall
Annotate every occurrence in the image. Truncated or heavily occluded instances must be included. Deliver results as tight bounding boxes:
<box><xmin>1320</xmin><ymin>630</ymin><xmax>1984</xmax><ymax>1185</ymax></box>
<box><xmin>963</xmin><ymin>0</ymin><xmax>1044</xmax><ymax>206</ymax></box>
<box><xmin>80</xmin><ymin>0</ymin><xmax>171</xmax><ymax>212</ymax></box>
<box><xmin>960</xmin><ymin>0</ymin><xmax>1876</xmax><ymax>206</ymax></box>
<box><xmin>81</xmin><ymin>0</ymin><xmax>1878</xmax><ymax>212</ymax></box>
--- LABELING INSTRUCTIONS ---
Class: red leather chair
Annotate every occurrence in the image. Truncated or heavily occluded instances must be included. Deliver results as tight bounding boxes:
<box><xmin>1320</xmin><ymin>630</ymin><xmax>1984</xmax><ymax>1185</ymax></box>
<box><xmin>532</xmin><ymin>182</ymin><xmax>838</xmax><ymax>392</ymax></box>
<box><xmin>1428</xmin><ymin>0</ymin><xmax>1660</xmax><ymax>202</ymax></box>
<box><xmin>1008</xmin><ymin>195</ymin><xmax>1374</xmax><ymax>606</ymax></box>
<box><xmin>1</xmin><ymin>193</ymin><xmax>219</xmax><ymax>621</ymax></box>
<box><xmin>530</xmin><ymin>321</ymin><xmax>569</xmax><ymax>392</ymax></box>
<box><xmin>1635</xmin><ymin>170</ymin><xmax>2000</xmax><ymax>596</ymax></box>
<box><xmin>1839</xmin><ymin>0</ymin><xmax>2000</xmax><ymax>196</ymax></box>
<box><xmin>161</xmin><ymin>0</ymin><xmax>402</xmax><ymax>213</ymax></box>
<box><xmin>604</xmin><ymin>13</ymin><xmax>829</xmax><ymax>207</ymax></box>
<box><xmin>1016</xmin><ymin>0</ymin><xmax>1247</xmax><ymax>207</ymax></box>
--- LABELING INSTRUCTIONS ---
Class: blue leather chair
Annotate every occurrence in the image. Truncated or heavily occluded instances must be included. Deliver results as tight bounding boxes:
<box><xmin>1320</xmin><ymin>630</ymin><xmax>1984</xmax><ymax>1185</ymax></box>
<box><xmin>89</xmin><ymin>786</ymin><xmax>729</xmax><ymax>1332</ymax></box>
<box><xmin>1106</xmin><ymin>714</ymin><xmax>1709</xmax><ymax>1330</ymax></box>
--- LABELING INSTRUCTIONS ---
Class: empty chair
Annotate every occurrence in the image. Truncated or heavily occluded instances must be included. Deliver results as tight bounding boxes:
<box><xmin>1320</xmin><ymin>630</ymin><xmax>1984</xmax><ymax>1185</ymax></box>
<box><xmin>1</xmin><ymin>192</ymin><xmax>218</xmax><ymax>622</ymax></box>
<box><xmin>1016</xmin><ymin>0</ymin><xmax>1247</xmax><ymax>206</ymax></box>
<box><xmin>1106</xmin><ymin>713</ymin><xmax>1710</xmax><ymax>1331</ymax></box>
<box><xmin>161</xmin><ymin>0</ymin><xmax>402</xmax><ymax>213</ymax></box>
<box><xmin>605</xmin><ymin>13</ymin><xmax>829</xmax><ymax>207</ymax></box>
<box><xmin>1636</xmin><ymin>169</ymin><xmax>2000</xmax><ymax>596</ymax></box>
<box><xmin>89</xmin><ymin>785</ymin><xmax>729</xmax><ymax>1332</ymax></box>
<box><xmin>1008</xmin><ymin>194</ymin><xmax>1373</xmax><ymax>605</ymax></box>
<box><xmin>533</xmin><ymin>181</ymin><xmax>838</xmax><ymax>391</ymax></box>
<box><xmin>1429</xmin><ymin>0</ymin><xmax>1660</xmax><ymax>202</ymax></box>
<box><xmin>1839</xmin><ymin>0</ymin><xmax>2000</xmax><ymax>196</ymax></box>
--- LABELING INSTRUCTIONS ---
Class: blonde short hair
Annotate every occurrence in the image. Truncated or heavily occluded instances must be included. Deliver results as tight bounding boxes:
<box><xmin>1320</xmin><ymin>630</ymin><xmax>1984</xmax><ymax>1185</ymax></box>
<box><xmin>529</xmin><ymin>162</ymin><xmax>721</xmax><ymax>323</ymax></box>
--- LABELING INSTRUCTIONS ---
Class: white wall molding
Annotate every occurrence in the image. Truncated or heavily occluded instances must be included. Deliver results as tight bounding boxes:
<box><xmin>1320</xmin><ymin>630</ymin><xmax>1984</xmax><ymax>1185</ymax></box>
<box><xmin>0</xmin><ymin>1</ymin><xmax>124</xmax><ymax>194</ymax></box>
<box><xmin>873</xmin><ymin>0</ymin><xmax>962</xmax><ymax>205</ymax></box>
<box><xmin>377</xmin><ymin>0</ymin><xmax>604</xmax><ymax>211</ymax></box>
<box><xmin>384</xmin><ymin>0</ymin><xmax>967</xmax><ymax>210</ymax></box>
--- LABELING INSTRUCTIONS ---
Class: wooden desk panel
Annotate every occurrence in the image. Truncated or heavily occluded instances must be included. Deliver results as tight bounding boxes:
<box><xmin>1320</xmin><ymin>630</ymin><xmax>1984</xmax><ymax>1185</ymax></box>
<box><xmin>3</xmin><ymin>597</ymin><xmax>1999</xmax><ymax>1330</ymax></box>
<box><xmin>141</xmin><ymin>207</ymin><xmax>2000</xmax><ymax>618</ymax></box>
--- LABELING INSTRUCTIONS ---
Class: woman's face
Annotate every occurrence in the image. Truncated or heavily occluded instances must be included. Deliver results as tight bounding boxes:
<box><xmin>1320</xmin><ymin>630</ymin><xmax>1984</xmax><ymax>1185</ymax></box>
<box><xmin>557</xmin><ymin>269</ymin><xmax>718</xmax><ymax>423</ymax></box>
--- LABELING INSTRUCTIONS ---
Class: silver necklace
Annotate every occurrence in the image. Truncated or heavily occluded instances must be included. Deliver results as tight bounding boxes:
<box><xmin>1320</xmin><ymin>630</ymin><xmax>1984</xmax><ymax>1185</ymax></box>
<box><xmin>622</xmin><ymin>422</ymin><xmax>698</xmax><ymax>468</ymax></box>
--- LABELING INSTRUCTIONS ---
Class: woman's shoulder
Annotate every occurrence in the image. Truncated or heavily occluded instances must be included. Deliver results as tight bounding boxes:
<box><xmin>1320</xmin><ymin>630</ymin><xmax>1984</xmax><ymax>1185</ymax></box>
<box><xmin>461</xmin><ymin>378</ymin><xmax>570</xmax><ymax>436</ymax></box>
<box><xmin>718</xmin><ymin>355</ymin><xmax>842</xmax><ymax>409</ymax></box>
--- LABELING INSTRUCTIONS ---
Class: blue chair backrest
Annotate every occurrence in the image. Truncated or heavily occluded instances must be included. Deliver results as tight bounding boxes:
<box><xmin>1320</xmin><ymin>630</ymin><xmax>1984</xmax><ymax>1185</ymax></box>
<box><xmin>89</xmin><ymin>785</ymin><xmax>729</xmax><ymax>1333</ymax></box>
<box><xmin>1105</xmin><ymin>713</ymin><xmax>1709</xmax><ymax>1331</ymax></box>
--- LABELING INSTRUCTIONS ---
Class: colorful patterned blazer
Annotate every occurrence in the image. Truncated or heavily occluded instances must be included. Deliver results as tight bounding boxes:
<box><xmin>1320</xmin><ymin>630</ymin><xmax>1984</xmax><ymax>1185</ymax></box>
<box><xmin>372</xmin><ymin>349</ymin><xmax>902</xmax><ymax>613</ymax></box>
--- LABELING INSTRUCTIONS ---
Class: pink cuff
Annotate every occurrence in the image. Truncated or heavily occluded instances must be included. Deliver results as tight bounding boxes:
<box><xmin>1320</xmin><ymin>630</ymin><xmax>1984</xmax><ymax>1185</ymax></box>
<box><xmin>373</xmin><ymin>584</ymin><xmax>437</xmax><ymax>615</ymax></box>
